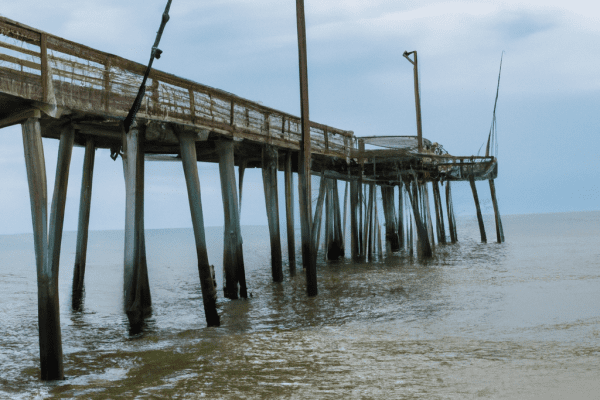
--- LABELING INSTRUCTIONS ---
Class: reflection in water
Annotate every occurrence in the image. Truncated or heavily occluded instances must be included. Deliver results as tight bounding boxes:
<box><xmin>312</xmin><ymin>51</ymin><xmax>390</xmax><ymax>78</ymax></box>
<box><xmin>0</xmin><ymin>213</ymin><xmax>599</xmax><ymax>398</ymax></box>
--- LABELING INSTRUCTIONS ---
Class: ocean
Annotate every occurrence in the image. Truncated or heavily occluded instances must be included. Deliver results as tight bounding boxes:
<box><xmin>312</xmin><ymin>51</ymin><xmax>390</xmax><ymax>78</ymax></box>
<box><xmin>0</xmin><ymin>212</ymin><xmax>599</xmax><ymax>399</ymax></box>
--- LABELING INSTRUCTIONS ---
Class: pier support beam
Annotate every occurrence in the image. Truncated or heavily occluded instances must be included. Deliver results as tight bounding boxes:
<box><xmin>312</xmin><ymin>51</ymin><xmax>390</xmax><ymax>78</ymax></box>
<box><xmin>489</xmin><ymin>179</ymin><xmax>505</xmax><ymax>243</ymax></box>
<box><xmin>432</xmin><ymin>181</ymin><xmax>446</xmax><ymax>244</ymax></box>
<box><xmin>123</xmin><ymin>125</ymin><xmax>152</xmax><ymax>332</ymax></box>
<box><xmin>311</xmin><ymin>175</ymin><xmax>327</xmax><ymax>261</ymax></box>
<box><xmin>284</xmin><ymin>152</ymin><xmax>296</xmax><ymax>273</ymax></box>
<box><xmin>262</xmin><ymin>146</ymin><xmax>283</xmax><ymax>282</ymax></box>
<box><xmin>72</xmin><ymin>138</ymin><xmax>95</xmax><ymax>310</ymax></box>
<box><xmin>381</xmin><ymin>186</ymin><xmax>400</xmax><ymax>252</ymax></box>
<box><xmin>350</xmin><ymin>180</ymin><xmax>360</xmax><ymax>259</ymax></box>
<box><xmin>23</xmin><ymin>118</ymin><xmax>70</xmax><ymax>380</ymax></box>
<box><xmin>407</xmin><ymin>178</ymin><xmax>432</xmax><ymax>258</ymax></box>
<box><xmin>326</xmin><ymin>179</ymin><xmax>344</xmax><ymax>260</ymax></box>
<box><xmin>469</xmin><ymin>177</ymin><xmax>487</xmax><ymax>243</ymax></box>
<box><xmin>216</xmin><ymin>140</ymin><xmax>247</xmax><ymax>299</ymax></box>
<box><xmin>445</xmin><ymin>181</ymin><xmax>458</xmax><ymax>243</ymax></box>
<box><xmin>178</xmin><ymin>132</ymin><xmax>220</xmax><ymax>327</ymax></box>
<box><xmin>397</xmin><ymin>182</ymin><xmax>405</xmax><ymax>250</ymax></box>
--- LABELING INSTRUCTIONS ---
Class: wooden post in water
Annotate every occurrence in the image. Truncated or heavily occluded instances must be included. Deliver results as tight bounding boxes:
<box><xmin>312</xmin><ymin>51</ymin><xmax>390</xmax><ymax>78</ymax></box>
<box><xmin>216</xmin><ymin>140</ymin><xmax>247</xmax><ymax>298</ymax></box>
<box><xmin>432</xmin><ymin>181</ymin><xmax>446</xmax><ymax>244</ymax></box>
<box><xmin>445</xmin><ymin>181</ymin><xmax>458</xmax><ymax>243</ymax></box>
<box><xmin>326</xmin><ymin>179</ymin><xmax>344</xmax><ymax>260</ymax></box>
<box><xmin>22</xmin><ymin>118</ymin><xmax>66</xmax><ymax>380</ymax></box>
<box><xmin>489</xmin><ymin>179</ymin><xmax>505</xmax><ymax>243</ymax></box>
<box><xmin>342</xmin><ymin>181</ymin><xmax>348</xmax><ymax>254</ymax></box>
<box><xmin>238</xmin><ymin>159</ymin><xmax>246</xmax><ymax>214</ymax></box>
<box><xmin>350</xmin><ymin>180</ymin><xmax>359</xmax><ymax>259</ymax></box>
<box><xmin>398</xmin><ymin>182</ymin><xmax>405</xmax><ymax>250</ymax></box>
<box><xmin>178</xmin><ymin>131</ymin><xmax>220</xmax><ymax>327</ymax></box>
<box><xmin>72</xmin><ymin>138</ymin><xmax>95</xmax><ymax>310</ymax></box>
<box><xmin>358</xmin><ymin>141</ymin><xmax>365</xmax><ymax>258</ymax></box>
<box><xmin>284</xmin><ymin>151</ymin><xmax>296</xmax><ymax>273</ymax></box>
<box><xmin>423</xmin><ymin>183</ymin><xmax>435</xmax><ymax>249</ymax></box>
<box><xmin>407</xmin><ymin>178</ymin><xmax>433</xmax><ymax>258</ymax></box>
<box><xmin>311</xmin><ymin>175</ymin><xmax>327</xmax><ymax>263</ymax></box>
<box><xmin>469</xmin><ymin>176</ymin><xmax>487</xmax><ymax>243</ymax></box>
<box><xmin>365</xmin><ymin>183</ymin><xmax>375</xmax><ymax>260</ymax></box>
<box><xmin>262</xmin><ymin>145</ymin><xmax>283</xmax><ymax>282</ymax></box>
<box><xmin>296</xmin><ymin>0</ymin><xmax>316</xmax><ymax>296</ymax></box>
<box><xmin>123</xmin><ymin>125</ymin><xmax>151</xmax><ymax>331</ymax></box>
<box><xmin>381</xmin><ymin>186</ymin><xmax>400</xmax><ymax>252</ymax></box>
<box><xmin>332</xmin><ymin>180</ymin><xmax>344</xmax><ymax>257</ymax></box>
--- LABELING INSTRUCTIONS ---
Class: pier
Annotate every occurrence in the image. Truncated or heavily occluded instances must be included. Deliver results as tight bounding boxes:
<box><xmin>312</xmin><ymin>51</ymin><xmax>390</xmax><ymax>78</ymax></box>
<box><xmin>0</xmin><ymin>15</ymin><xmax>503</xmax><ymax>380</ymax></box>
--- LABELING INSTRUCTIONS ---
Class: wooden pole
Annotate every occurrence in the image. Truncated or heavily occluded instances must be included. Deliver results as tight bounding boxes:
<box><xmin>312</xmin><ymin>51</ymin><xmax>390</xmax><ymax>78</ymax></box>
<box><xmin>445</xmin><ymin>181</ymin><xmax>458</xmax><ymax>243</ymax></box>
<box><xmin>398</xmin><ymin>182</ymin><xmax>405</xmax><ymax>249</ymax></box>
<box><xmin>22</xmin><ymin>118</ymin><xmax>64</xmax><ymax>380</ymax></box>
<box><xmin>342</xmin><ymin>181</ymin><xmax>348</xmax><ymax>253</ymax></box>
<box><xmin>72</xmin><ymin>138</ymin><xmax>95</xmax><ymax>310</ymax></box>
<box><xmin>381</xmin><ymin>186</ymin><xmax>400</xmax><ymax>252</ymax></box>
<box><xmin>123</xmin><ymin>125</ymin><xmax>152</xmax><ymax>331</ymax></box>
<box><xmin>407</xmin><ymin>179</ymin><xmax>432</xmax><ymax>258</ymax></box>
<box><xmin>332</xmin><ymin>180</ymin><xmax>344</xmax><ymax>258</ymax></box>
<box><xmin>238</xmin><ymin>159</ymin><xmax>246</xmax><ymax>214</ymax></box>
<box><xmin>216</xmin><ymin>140</ymin><xmax>247</xmax><ymax>298</ymax></box>
<box><xmin>403</xmin><ymin>51</ymin><xmax>423</xmax><ymax>152</ymax></box>
<box><xmin>350</xmin><ymin>180</ymin><xmax>359</xmax><ymax>259</ymax></box>
<box><xmin>284</xmin><ymin>151</ymin><xmax>296</xmax><ymax>273</ymax></box>
<box><xmin>295</xmin><ymin>0</ymin><xmax>316</xmax><ymax>296</ymax></box>
<box><xmin>311</xmin><ymin>175</ymin><xmax>327</xmax><ymax>263</ymax></box>
<box><xmin>469</xmin><ymin>177</ymin><xmax>487</xmax><ymax>243</ymax></box>
<box><xmin>46</xmin><ymin>125</ymin><xmax>74</xmax><ymax>378</ymax></box>
<box><xmin>178</xmin><ymin>132</ymin><xmax>220</xmax><ymax>327</ymax></box>
<box><xmin>489</xmin><ymin>179</ymin><xmax>505</xmax><ymax>243</ymax></box>
<box><xmin>325</xmin><ymin>179</ymin><xmax>333</xmax><ymax>259</ymax></box>
<box><xmin>367</xmin><ymin>183</ymin><xmax>375</xmax><ymax>261</ymax></box>
<box><xmin>432</xmin><ymin>181</ymin><xmax>446</xmax><ymax>244</ymax></box>
<box><xmin>358</xmin><ymin>141</ymin><xmax>365</xmax><ymax>258</ymax></box>
<box><xmin>423</xmin><ymin>183</ymin><xmax>435</xmax><ymax>249</ymax></box>
<box><xmin>262</xmin><ymin>146</ymin><xmax>283</xmax><ymax>282</ymax></box>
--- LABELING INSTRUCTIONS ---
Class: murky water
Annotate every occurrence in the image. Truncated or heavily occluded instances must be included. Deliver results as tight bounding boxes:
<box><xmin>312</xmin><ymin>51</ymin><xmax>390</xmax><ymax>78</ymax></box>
<box><xmin>1</xmin><ymin>212</ymin><xmax>599</xmax><ymax>399</ymax></box>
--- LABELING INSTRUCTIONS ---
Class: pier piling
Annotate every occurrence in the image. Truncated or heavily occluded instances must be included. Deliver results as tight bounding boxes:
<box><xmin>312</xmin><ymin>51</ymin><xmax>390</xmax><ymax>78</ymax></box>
<box><xmin>469</xmin><ymin>177</ymin><xmax>487</xmax><ymax>243</ymax></box>
<box><xmin>284</xmin><ymin>152</ymin><xmax>296</xmax><ymax>273</ymax></box>
<box><xmin>407</xmin><ymin>178</ymin><xmax>432</xmax><ymax>258</ymax></box>
<box><xmin>432</xmin><ymin>181</ymin><xmax>446</xmax><ymax>244</ymax></box>
<box><xmin>178</xmin><ymin>131</ymin><xmax>220</xmax><ymax>327</ymax></box>
<box><xmin>72</xmin><ymin>138</ymin><xmax>95</xmax><ymax>310</ymax></box>
<box><xmin>262</xmin><ymin>145</ymin><xmax>283</xmax><ymax>282</ymax></box>
<box><xmin>445</xmin><ymin>181</ymin><xmax>458</xmax><ymax>243</ymax></box>
<box><xmin>489</xmin><ymin>179</ymin><xmax>505</xmax><ymax>243</ymax></box>
<box><xmin>217</xmin><ymin>140</ymin><xmax>247</xmax><ymax>298</ymax></box>
<box><xmin>381</xmin><ymin>186</ymin><xmax>400</xmax><ymax>252</ymax></box>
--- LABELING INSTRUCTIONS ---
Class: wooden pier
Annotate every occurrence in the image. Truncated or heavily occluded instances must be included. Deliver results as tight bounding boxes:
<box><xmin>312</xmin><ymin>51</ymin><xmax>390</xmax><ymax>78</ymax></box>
<box><xmin>0</xmin><ymin>16</ymin><xmax>504</xmax><ymax>380</ymax></box>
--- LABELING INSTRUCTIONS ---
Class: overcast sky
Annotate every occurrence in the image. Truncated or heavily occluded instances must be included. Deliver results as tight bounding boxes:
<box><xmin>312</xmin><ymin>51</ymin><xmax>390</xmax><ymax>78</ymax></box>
<box><xmin>0</xmin><ymin>0</ymin><xmax>599</xmax><ymax>234</ymax></box>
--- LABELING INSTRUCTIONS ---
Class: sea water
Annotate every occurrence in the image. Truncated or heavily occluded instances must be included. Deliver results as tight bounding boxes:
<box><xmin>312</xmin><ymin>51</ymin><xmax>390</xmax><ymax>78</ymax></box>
<box><xmin>0</xmin><ymin>212</ymin><xmax>599</xmax><ymax>399</ymax></box>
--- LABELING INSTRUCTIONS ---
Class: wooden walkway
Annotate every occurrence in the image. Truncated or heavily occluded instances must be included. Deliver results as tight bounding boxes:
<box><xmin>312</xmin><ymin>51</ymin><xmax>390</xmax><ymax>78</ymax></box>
<box><xmin>0</xmin><ymin>16</ymin><xmax>504</xmax><ymax>380</ymax></box>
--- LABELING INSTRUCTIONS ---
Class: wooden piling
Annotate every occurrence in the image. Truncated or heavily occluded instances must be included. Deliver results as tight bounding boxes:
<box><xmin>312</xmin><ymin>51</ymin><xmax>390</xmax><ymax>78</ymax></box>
<box><xmin>366</xmin><ymin>183</ymin><xmax>375</xmax><ymax>260</ymax></box>
<box><xmin>445</xmin><ymin>181</ymin><xmax>458</xmax><ymax>243</ymax></box>
<box><xmin>238</xmin><ymin>159</ymin><xmax>246</xmax><ymax>213</ymax></box>
<box><xmin>46</xmin><ymin>124</ymin><xmax>74</xmax><ymax>378</ymax></box>
<box><xmin>432</xmin><ymin>181</ymin><xmax>446</xmax><ymax>244</ymax></box>
<box><xmin>423</xmin><ymin>183</ymin><xmax>435</xmax><ymax>249</ymax></box>
<box><xmin>469</xmin><ymin>176</ymin><xmax>487</xmax><ymax>243</ymax></box>
<box><xmin>123</xmin><ymin>125</ymin><xmax>151</xmax><ymax>331</ymax></box>
<box><xmin>489</xmin><ymin>179</ymin><xmax>505</xmax><ymax>243</ymax></box>
<box><xmin>72</xmin><ymin>138</ymin><xmax>95</xmax><ymax>310</ymax></box>
<box><xmin>407</xmin><ymin>178</ymin><xmax>432</xmax><ymax>258</ymax></box>
<box><xmin>326</xmin><ymin>179</ymin><xmax>344</xmax><ymax>260</ymax></box>
<box><xmin>398</xmin><ymin>182</ymin><xmax>405</xmax><ymax>250</ymax></box>
<box><xmin>216</xmin><ymin>140</ymin><xmax>247</xmax><ymax>298</ymax></box>
<box><xmin>22</xmin><ymin>118</ymin><xmax>65</xmax><ymax>380</ymax></box>
<box><xmin>284</xmin><ymin>151</ymin><xmax>296</xmax><ymax>273</ymax></box>
<box><xmin>381</xmin><ymin>186</ymin><xmax>400</xmax><ymax>252</ymax></box>
<box><xmin>262</xmin><ymin>145</ymin><xmax>283</xmax><ymax>282</ymax></box>
<box><xmin>342</xmin><ymin>181</ymin><xmax>348</xmax><ymax>253</ymax></box>
<box><xmin>178</xmin><ymin>131</ymin><xmax>220</xmax><ymax>327</ymax></box>
<box><xmin>311</xmin><ymin>174</ymin><xmax>327</xmax><ymax>262</ymax></box>
<box><xmin>350</xmin><ymin>180</ymin><xmax>359</xmax><ymax>259</ymax></box>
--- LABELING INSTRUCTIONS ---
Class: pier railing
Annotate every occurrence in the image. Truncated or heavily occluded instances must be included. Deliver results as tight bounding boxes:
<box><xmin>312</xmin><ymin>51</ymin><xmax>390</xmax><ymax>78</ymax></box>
<box><xmin>0</xmin><ymin>17</ymin><xmax>353</xmax><ymax>158</ymax></box>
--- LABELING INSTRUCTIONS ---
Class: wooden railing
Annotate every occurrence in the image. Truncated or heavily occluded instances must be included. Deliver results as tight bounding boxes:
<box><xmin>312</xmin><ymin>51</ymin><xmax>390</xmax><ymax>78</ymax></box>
<box><xmin>0</xmin><ymin>17</ymin><xmax>353</xmax><ymax>158</ymax></box>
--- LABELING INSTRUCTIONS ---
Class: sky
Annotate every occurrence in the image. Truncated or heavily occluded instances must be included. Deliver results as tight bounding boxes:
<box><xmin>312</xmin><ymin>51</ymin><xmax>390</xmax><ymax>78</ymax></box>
<box><xmin>0</xmin><ymin>0</ymin><xmax>599</xmax><ymax>234</ymax></box>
